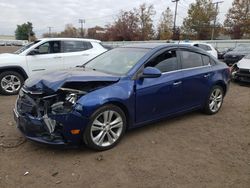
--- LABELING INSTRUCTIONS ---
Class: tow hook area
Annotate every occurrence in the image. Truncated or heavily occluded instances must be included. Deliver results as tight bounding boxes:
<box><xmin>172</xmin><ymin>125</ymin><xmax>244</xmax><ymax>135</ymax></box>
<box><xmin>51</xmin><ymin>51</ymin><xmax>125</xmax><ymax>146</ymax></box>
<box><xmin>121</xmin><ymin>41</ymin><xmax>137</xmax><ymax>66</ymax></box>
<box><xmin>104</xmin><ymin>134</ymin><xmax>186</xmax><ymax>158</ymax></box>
<box><xmin>43</xmin><ymin>114</ymin><xmax>56</xmax><ymax>133</ymax></box>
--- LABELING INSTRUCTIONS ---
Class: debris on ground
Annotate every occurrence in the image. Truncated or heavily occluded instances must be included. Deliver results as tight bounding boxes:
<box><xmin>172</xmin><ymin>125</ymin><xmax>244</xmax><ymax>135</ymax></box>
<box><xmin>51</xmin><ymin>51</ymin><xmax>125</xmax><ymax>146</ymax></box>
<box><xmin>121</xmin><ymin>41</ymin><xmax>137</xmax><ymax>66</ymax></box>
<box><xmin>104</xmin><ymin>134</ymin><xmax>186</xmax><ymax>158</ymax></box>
<box><xmin>55</xmin><ymin>180</ymin><xmax>62</xmax><ymax>184</ymax></box>
<box><xmin>96</xmin><ymin>154</ymin><xmax>104</xmax><ymax>161</ymax></box>
<box><xmin>52</xmin><ymin>172</ymin><xmax>59</xmax><ymax>177</ymax></box>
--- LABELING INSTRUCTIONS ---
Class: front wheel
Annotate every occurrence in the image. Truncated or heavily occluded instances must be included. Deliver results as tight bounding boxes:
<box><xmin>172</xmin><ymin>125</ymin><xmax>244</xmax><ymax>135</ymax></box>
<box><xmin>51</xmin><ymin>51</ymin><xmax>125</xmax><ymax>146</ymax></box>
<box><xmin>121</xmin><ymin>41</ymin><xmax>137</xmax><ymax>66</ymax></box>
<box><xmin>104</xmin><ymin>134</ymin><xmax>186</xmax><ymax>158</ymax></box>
<box><xmin>83</xmin><ymin>105</ymin><xmax>127</xmax><ymax>151</ymax></box>
<box><xmin>203</xmin><ymin>85</ymin><xmax>224</xmax><ymax>115</ymax></box>
<box><xmin>0</xmin><ymin>71</ymin><xmax>24</xmax><ymax>95</ymax></box>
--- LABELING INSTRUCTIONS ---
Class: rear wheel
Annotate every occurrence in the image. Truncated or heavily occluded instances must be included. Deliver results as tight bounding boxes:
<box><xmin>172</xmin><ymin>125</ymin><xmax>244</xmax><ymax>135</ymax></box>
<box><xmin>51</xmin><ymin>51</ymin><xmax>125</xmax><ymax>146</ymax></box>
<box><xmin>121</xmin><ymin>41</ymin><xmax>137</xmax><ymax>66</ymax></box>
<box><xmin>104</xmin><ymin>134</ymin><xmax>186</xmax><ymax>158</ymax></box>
<box><xmin>83</xmin><ymin>104</ymin><xmax>126</xmax><ymax>151</ymax></box>
<box><xmin>0</xmin><ymin>71</ymin><xmax>24</xmax><ymax>95</ymax></box>
<box><xmin>203</xmin><ymin>85</ymin><xmax>224</xmax><ymax>115</ymax></box>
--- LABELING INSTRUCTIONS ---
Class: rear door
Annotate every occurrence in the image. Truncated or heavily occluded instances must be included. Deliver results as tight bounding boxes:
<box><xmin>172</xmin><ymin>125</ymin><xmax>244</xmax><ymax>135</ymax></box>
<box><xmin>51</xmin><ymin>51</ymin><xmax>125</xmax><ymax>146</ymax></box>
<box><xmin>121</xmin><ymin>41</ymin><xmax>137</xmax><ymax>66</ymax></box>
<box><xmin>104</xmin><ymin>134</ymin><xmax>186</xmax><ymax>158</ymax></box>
<box><xmin>178</xmin><ymin>49</ymin><xmax>213</xmax><ymax>108</ymax></box>
<box><xmin>26</xmin><ymin>40</ymin><xmax>63</xmax><ymax>76</ymax></box>
<box><xmin>135</xmin><ymin>49</ymin><xmax>184</xmax><ymax>123</ymax></box>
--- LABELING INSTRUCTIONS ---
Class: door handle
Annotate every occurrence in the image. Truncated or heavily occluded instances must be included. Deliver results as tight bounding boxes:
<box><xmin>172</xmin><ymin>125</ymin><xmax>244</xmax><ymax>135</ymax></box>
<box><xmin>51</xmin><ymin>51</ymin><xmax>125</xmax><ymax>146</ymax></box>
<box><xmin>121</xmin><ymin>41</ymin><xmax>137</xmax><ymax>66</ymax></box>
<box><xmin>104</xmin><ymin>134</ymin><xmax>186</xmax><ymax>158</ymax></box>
<box><xmin>82</xmin><ymin>54</ymin><xmax>89</xmax><ymax>56</ymax></box>
<box><xmin>54</xmin><ymin>56</ymin><xmax>62</xmax><ymax>59</ymax></box>
<box><xmin>203</xmin><ymin>73</ymin><xmax>210</xmax><ymax>78</ymax></box>
<box><xmin>173</xmin><ymin>81</ymin><xmax>182</xmax><ymax>86</ymax></box>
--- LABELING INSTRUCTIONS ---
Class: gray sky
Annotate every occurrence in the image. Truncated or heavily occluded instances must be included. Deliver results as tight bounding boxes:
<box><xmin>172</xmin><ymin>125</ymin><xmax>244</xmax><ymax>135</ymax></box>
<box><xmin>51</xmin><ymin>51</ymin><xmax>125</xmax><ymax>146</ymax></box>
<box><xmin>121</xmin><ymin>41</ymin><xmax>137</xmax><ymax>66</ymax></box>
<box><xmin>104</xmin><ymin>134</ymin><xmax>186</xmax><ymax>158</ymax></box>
<box><xmin>0</xmin><ymin>0</ymin><xmax>233</xmax><ymax>37</ymax></box>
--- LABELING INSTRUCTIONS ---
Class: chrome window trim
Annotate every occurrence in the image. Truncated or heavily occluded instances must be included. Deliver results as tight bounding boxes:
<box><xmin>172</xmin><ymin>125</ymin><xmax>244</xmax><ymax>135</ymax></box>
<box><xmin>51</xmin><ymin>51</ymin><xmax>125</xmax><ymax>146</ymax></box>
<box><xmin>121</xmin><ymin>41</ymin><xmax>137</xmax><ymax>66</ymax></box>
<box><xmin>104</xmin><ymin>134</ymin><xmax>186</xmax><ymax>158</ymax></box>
<box><xmin>161</xmin><ymin>64</ymin><xmax>211</xmax><ymax>75</ymax></box>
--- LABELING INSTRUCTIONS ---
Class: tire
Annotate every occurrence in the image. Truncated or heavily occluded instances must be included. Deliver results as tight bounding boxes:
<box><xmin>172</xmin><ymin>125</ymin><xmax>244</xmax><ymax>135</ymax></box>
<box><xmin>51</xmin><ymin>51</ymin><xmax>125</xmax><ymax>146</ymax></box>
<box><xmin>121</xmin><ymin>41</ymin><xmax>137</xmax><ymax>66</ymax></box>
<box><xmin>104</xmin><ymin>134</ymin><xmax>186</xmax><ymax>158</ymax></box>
<box><xmin>203</xmin><ymin>85</ymin><xmax>224</xmax><ymax>115</ymax></box>
<box><xmin>83</xmin><ymin>104</ymin><xmax>127</xmax><ymax>151</ymax></box>
<box><xmin>0</xmin><ymin>71</ymin><xmax>24</xmax><ymax>95</ymax></box>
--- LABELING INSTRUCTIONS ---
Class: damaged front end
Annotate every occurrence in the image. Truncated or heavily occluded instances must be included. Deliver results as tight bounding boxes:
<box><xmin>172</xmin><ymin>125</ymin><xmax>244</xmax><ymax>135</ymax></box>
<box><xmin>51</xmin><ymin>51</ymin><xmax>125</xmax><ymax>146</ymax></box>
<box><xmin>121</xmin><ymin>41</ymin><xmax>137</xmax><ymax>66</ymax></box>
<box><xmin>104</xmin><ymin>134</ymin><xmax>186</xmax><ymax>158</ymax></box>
<box><xmin>14</xmin><ymin>81</ymin><xmax>115</xmax><ymax>146</ymax></box>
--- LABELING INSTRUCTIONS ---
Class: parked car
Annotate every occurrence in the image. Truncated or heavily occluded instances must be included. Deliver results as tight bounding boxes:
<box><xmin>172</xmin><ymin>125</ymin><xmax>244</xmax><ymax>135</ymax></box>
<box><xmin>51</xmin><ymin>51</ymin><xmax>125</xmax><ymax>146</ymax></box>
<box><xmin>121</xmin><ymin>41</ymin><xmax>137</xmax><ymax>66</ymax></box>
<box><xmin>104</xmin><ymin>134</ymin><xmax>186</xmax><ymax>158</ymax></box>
<box><xmin>223</xmin><ymin>44</ymin><xmax>250</xmax><ymax>66</ymax></box>
<box><xmin>231</xmin><ymin>54</ymin><xmax>250</xmax><ymax>83</ymax></box>
<box><xmin>216</xmin><ymin>47</ymin><xmax>234</xmax><ymax>60</ymax></box>
<box><xmin>0</xmin><ymin>38</ymin><xmax>107</xmax><ymax>95</ymax></box>
<box><xmin>179</xmin><ymin>42</ymin><xmax>218</xmax><ymax>58</ymax></box>
<box><xmin>13</xmin><ymin>43</ymin><xmax>230</xmax><ymax>151</ymax></box>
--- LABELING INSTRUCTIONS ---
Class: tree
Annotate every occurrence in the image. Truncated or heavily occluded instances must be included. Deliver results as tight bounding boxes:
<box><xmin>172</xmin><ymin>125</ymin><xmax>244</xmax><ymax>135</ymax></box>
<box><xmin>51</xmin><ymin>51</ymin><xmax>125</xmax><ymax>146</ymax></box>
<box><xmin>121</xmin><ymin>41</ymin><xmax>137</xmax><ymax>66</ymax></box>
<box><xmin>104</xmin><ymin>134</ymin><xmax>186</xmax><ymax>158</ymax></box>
<box><xmin>106</xmin><ymin>10</ymin><xmax>140</xmax><ymax>41</ymax></box>
<box><xmin>224</xmin><ymin>0</ymin><xmax>250</xmax><ymax>39</ymax></box>
<box><xmin>106</xmin><ymin>4</ymin><xmax>155</xmax><ymax>41</ymax></box>
<box><xmin>135</xmin><ymin>3</ymin><xmax>156</xmax><ymax>40</ymax></box>
<box><xmin>15</xmin><ymin>22</ymin><xmax>35</xmax><ymax>41</ymax></box>
<box><xmin>42</xmin><ymin>32</ymin><xmax>60</xmax><ymax>38</ymax></box>
<box><xmin>157</xmin><ymin>7</ymin><xmax>173</xmax><ymax>40</ymax></box>
<box><xmin>60</xmin><ymin>24</ymin><xmax>79</xmax><ymax>37</ymax></box>
<box><xmin>182</xmin><ymin>0</ymin><xmax>218</xmax><ymax>40</ymax></box>
<box><xmin>87</xmin><ymin>26</ymin><xmax>107</xmax><ymax>41</ymax></box>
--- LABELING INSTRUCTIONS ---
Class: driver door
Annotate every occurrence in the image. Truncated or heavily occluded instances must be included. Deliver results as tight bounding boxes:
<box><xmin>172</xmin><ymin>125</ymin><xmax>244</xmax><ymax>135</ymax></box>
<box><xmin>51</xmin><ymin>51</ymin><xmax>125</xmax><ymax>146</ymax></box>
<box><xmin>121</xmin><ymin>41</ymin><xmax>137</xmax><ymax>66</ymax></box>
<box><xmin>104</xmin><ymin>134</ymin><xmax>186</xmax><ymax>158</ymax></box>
<box><xmin>135</xmin><ymin>49</ymin><xmax>184</xmax><ymax>123</ymax></box>
<box><xmin>26</xmin><ymin>41</ymin><xmax>63</xmax><ymax>76</ymax></box>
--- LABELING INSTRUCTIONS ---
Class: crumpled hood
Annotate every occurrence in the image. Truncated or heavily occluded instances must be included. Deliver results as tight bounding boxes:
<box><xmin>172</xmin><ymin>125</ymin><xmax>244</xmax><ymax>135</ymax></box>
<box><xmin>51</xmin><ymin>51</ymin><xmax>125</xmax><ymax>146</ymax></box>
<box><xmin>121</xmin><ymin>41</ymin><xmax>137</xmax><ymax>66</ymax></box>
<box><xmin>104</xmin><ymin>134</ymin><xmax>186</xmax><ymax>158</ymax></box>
<box><xmin>24</xmin><ymin>68</ymin><xmax>120</xmax><ymax>93</ymax></box>
<box><xmin>237</xmin><ymin>59</ymin><xmax>250</xmax><ymax>69</ymax></box>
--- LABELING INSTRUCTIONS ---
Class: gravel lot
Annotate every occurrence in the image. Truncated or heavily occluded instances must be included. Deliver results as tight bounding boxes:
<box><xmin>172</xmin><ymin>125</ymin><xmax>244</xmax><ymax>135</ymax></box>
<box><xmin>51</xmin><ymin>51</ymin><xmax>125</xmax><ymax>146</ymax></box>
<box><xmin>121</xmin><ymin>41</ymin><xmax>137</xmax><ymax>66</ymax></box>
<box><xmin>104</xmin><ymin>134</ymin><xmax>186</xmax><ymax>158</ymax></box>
<box><xmin>0</xmin><ymin>47</ymin><xmax>250</xmax><ymax>188</ymax></box>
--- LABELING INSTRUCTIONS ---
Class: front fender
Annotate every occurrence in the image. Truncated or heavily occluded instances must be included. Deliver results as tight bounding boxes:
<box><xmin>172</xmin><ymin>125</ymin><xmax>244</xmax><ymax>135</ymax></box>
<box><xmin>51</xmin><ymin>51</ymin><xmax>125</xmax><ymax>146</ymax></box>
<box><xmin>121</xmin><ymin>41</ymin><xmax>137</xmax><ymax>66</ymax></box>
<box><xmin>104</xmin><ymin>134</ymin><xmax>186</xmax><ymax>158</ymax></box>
<box><xmin>77</xmin><ymin>79</ymin><xmax>135</xmax><ymax>121</ymax></box>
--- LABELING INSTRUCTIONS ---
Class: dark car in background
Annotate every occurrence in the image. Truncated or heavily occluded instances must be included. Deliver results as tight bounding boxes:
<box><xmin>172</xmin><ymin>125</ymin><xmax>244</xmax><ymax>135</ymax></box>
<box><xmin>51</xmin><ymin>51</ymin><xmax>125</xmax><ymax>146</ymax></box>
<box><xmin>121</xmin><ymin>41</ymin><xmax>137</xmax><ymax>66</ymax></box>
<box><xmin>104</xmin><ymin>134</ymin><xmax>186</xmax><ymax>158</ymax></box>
<box><xmin>224</xmin><ymin>44</ymin><xmax>250</xmax><ymax>66</ymax></box>
<box><xmin>13</xmin><ymin>43</ymin><xmax>230</xmax><ymax>151</ymax></box>
<box><xmin>217</xmin><ymin>48</ymin><xmax>234</xmax><ymax>60</ymax></box>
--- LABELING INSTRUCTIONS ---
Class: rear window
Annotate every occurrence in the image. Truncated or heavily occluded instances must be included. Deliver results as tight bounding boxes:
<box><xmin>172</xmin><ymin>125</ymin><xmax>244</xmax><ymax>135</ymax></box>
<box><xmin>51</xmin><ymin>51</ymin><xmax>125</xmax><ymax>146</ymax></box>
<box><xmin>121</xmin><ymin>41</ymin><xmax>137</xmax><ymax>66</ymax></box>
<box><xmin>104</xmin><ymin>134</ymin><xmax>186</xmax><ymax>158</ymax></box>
<box><xmin>62</xmin><ymin>41</ymin><xmax>93</xmax><ymax>52</ymax></box>
<box><xmin>202</xmin><ymin>55</ymin><xmax>210</xmax><ymax>66</ymax></box>
<box><xmin>180</xmin><ymin>51</ymin><xmax>203</xmax><ymax>69</ymax></box>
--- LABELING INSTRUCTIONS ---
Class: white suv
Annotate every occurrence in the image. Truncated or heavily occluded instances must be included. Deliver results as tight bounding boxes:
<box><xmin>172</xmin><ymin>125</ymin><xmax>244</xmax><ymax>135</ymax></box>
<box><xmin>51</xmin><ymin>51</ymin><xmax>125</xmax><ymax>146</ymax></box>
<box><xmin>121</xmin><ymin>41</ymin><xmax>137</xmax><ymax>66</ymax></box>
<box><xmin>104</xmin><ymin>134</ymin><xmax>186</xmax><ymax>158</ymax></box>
<box><xmin>0</xmin><ymin>38</ymin><xmax>107</xmax><ymax>95</ymax></box>
<box><xmin>179</xmin><ymin>42</ymin><xmax>218</xmax><ymax>58</ymax></box>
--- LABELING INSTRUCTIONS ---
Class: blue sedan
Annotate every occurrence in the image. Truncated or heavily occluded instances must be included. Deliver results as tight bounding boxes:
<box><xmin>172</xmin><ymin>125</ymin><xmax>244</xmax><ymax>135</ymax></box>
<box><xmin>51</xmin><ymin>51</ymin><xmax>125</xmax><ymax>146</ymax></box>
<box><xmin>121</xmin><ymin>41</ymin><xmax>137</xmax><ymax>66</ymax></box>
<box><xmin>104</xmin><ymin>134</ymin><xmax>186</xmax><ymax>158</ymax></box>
<box><xmin>13</xmin><ymin>43</ymin><xmax>230</xmax><ymax>150</ymax></box>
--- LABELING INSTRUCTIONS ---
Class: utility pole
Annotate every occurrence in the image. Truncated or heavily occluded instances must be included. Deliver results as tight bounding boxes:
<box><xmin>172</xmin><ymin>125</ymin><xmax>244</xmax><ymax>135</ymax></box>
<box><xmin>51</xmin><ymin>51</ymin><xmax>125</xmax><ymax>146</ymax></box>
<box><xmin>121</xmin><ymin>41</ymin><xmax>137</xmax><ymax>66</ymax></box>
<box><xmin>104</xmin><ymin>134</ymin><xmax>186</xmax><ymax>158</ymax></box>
<box><xmin>211</xmin><ymin>1</ymin><xmax>223</xmax><ymax>40</ymax></box>
<box><xmin>79</xmin><ymin>19</ymin><xmax>85</xmax><ymax>38</ymax></box>
<box><xmin>172</xmin><ymin>0</ymin><xmax>180</xmax><ymax>40</ymax></box>
<box><xmin>48</xmin><ymin>27</ymin><xmax>52</xmax><ymax>37</ymax></box>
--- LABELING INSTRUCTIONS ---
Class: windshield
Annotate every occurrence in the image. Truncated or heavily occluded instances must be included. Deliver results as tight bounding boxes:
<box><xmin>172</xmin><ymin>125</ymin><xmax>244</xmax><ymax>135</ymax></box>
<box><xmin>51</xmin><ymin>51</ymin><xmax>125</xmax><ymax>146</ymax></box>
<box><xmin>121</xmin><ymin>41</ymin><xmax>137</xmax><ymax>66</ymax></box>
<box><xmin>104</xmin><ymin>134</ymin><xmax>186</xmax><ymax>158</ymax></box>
<box><xmin>14</xmin><ymin>40</ymin><xmax>40</xmax><ymax>54</ymax></box>
<box><xmin>233</xmin><ymin>45</ymin><xmax>250</xmax><ymax>53</ymax></box>
<box><xmin>244</xmin><ymin>54</ymin><xmax>250</xmax><ymax>59</ymax></box>
<box><xmin>85</xmin><ymin>48</ymin><xmax>149</xmax><ymax>75</ymax></box>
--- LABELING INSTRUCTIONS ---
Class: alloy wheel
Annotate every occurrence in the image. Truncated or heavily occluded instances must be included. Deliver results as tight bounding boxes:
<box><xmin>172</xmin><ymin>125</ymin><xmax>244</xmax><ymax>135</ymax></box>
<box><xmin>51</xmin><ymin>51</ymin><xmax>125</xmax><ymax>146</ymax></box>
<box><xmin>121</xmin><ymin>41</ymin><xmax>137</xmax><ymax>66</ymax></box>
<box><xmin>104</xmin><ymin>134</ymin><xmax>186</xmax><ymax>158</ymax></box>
<box><xmin>90</xmin><ymin>110</ymin><xmax>123</xmax><ymax>147</ymax></box>
<box><xmin>209</xmin><ymin>88</ymin><xmax>223</xmax><ymax>113</ymax></box>
<box><xmin>0</xmin><ymin>75</ymin><xmax>21</xmax><ymax>93</ymax></box>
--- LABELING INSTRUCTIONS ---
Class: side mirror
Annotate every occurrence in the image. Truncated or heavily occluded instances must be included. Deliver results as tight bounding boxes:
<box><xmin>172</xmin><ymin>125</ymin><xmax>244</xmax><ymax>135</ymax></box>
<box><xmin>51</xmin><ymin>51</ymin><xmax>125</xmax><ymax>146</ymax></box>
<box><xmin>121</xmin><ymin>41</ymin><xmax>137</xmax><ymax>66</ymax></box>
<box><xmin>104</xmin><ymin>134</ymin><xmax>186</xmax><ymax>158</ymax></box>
<box><xmin>140</xmin><ymin>67</ymin><xmax>162</xmax><ymax>79</ymax></box>
<box><xmin>28</xmin><ymin>49</ymin><xmax>39</xmax><ymax>55</ymax></box>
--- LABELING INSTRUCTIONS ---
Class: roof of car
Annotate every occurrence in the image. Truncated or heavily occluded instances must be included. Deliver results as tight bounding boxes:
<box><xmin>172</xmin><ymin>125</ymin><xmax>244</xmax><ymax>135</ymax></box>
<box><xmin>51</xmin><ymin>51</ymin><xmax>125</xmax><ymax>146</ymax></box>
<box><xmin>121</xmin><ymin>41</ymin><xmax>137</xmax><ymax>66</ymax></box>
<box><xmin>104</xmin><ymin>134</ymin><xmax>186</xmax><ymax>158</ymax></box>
<box><xmin>38</xmin><ymin>38</ymin><xmax>101</xmax><ymax>43</ymax></box>
<box><xmin>121</xmin><ymin>42</ymin><xmax>205</xmax><ymax>51</ymax></box>
<box><xmin>178</xmin><ymin>42</ymin><xmax>213</xmax><ymax>46</ymax></box>
<box><xmin>120</xmin><ymin>42</ymin><xmax>214</xmax><ymax>57</ymax></box>
<box><xmin>121</xmin><ymin>43</ymin><xmax>173</xmax><ymax>49</ymax></box>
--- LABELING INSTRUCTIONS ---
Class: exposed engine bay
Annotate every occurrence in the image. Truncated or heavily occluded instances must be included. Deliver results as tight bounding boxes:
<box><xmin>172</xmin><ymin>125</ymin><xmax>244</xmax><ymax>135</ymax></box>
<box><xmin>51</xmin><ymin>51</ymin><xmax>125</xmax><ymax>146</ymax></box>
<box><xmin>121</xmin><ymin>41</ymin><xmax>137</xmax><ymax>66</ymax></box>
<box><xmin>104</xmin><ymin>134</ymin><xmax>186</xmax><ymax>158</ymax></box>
<box><xmin>16</xmin><ymin>81</ymin><xmax>115</xmax><ymax>134</ymax></box>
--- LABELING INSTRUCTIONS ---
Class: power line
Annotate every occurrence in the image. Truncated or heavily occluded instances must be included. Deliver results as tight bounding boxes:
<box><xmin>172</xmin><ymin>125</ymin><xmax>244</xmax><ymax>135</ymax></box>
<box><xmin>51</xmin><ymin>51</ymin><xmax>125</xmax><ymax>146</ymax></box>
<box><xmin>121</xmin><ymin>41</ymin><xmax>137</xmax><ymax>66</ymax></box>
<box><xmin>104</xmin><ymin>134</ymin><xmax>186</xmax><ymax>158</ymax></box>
<box><xmin>79</xmin><ymin>19</ymin><xmax>85</xmax><ymax>38</ymax></box>
<box><xmin>211</xmin><ymin>1</ymin><xmax>224</xmax><ymax>40</ymax></box>
<box><xmin>172</xmin><ymin>0</ymin><xmax>180</xmax><ymax>40</ymax></box>
<box><xmin>48</xmin><ymin>27</ymin><xmax>52</xmax><ymax>37</ymax></box>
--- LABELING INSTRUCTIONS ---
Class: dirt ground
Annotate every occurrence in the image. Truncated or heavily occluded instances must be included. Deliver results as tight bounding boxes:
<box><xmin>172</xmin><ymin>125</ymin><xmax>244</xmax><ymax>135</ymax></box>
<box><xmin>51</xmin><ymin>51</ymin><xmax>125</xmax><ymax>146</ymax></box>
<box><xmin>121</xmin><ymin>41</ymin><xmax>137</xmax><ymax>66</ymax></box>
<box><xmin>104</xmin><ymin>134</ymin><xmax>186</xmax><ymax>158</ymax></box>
<box><xmin>0</xmin><ymin>46</ymin><xmax>20</xmax><ymax>53</ymax></box>
<box><xmin>0</xmin><ymin>47</ymin><xmax>250</xmax><ymax>188</ymax></box>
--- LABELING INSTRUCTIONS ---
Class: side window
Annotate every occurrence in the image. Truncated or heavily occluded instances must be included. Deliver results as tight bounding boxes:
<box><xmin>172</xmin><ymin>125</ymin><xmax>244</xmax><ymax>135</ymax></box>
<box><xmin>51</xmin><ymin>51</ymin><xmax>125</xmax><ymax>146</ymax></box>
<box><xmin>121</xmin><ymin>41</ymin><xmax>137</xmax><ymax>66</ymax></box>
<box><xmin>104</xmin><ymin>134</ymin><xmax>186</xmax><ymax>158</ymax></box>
<box><xmin>35</xmin><ymin>41</ymin><xmax>61</xmax><ymax>54</ymax></box>
<box><xmin>36</xmin><ymin>42</ymin><xmax>50</xmax><ymax>54</ymax></box>
<box><xmin>63</xmin><ymin>41</ymin><xmax>93</xmax><ymax>52</ymax></box>
<box><xmin>146</xmin><ymin>50</ymin><xmax>178</xmax><ymax>73</ymax></box>
<box><xmin>180</xmin><ymin>51</ymin><xmax>203</xmax><ymax>69</ymax></box>
<box><xmin>206</xmin><ymin>45</ymin><xmax>212</xmax><ymax>50</ymax></box>
<box><xmin>202</xmin><ymin>55</ymin><xmax>211</xmax><ymax>66</ymax></box>
<box><xmin>50</xmin><ymin>41</ymin><xmax>61</xmax><ymax>53</ymax></box>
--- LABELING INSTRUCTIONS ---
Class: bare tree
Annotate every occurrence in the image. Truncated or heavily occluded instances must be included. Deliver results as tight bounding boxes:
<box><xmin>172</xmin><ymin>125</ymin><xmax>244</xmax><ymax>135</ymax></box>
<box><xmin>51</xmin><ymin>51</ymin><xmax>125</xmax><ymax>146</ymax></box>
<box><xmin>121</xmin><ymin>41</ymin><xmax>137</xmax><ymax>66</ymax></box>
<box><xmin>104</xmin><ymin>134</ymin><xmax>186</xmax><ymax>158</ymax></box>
<box><xmin>157</xmin><ymin>7</ymin><xmax>173</xmax><ymax>40</ymax></box>
<box><xmin>135</xmin><ymin>3</ymin><xmax>156</xmax><ymax>40</ymax></box>
<box><xmin>224</xmin><ymin>0</ymin><xmax>250</xmax><ymax>39</ymax></box>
